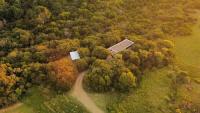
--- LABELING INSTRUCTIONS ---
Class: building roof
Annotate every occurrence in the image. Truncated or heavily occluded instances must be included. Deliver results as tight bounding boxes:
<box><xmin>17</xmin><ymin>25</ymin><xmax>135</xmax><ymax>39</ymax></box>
<box><xmin>108</xmin><ymin>39</ymin><xmax>134</xmax><ymax>54</ymax></box>
<box><xmin>70</xmin><ymin>51</ymin><xmax>80</xmax><ymax>60</ymax></box>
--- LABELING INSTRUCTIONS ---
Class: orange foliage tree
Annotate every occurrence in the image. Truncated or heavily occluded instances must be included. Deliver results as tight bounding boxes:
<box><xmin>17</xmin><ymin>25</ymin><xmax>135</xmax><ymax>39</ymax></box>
<box><xmin>48</xmin><ymin>58</ymin><xmax>77</xmax><ymax>91</ymax></box>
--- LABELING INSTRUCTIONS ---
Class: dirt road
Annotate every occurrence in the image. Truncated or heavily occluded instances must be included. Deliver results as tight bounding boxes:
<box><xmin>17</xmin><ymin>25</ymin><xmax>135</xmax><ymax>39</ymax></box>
<box><xmin>71</xmin><ymin>72</ymin><xmax>104</xmax><ymax>113</ymax></box>
<box><xmin>0</xmin><ymin>103</ymin><xmax>22</xmax><ymax>113</ymax></box>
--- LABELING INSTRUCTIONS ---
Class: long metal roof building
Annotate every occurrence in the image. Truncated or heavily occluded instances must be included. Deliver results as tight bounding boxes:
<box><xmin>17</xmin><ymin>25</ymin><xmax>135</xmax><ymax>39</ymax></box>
<box><xmin>108</xmin><ymin>39</ymin><xmax>134</xmax><ymax>54</ymax></box>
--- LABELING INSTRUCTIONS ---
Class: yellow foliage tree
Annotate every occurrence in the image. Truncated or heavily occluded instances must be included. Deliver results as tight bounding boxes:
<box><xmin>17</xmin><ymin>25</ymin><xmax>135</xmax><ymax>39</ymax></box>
<box><xmin>0</xmin><ymin>64</ymin><xmax>17</xmax><ymax>86</ymax></box>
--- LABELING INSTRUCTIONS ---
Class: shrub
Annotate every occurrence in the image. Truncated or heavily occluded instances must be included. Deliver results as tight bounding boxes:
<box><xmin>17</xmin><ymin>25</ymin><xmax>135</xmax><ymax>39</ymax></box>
<box><xmin>78</xmin><ymin>47</ymin><xmax>90</xmax><ymax>57</ymax></box>
<box><xmin>176</xmin><ymin>71</ymin><xmax>190</xmax><ymax>84</ymax></box>
<box><xmin>158</xmin><ymin>40</ymin><xmax>174</xmax><ymax>49</ymax></box>
<box><xmin>75</xmin><ymin>58</ymin><xmax>89</xmax><ymax>72</ymax></box>
<box><xmin>117</xmin><ymin>68</ymin><xmax>137</xmax><ymax>91</ymax></box>
<box><xmin>85</xmin><ymin>59</ymin><xmax>113</xmax><ymax>92</ymax></box>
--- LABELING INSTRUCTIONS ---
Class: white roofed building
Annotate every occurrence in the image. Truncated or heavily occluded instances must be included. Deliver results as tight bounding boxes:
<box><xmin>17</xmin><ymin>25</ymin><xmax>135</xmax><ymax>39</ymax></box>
<box><xmin>70</xmin><ymin>51</ymin><xmax>80</xmax><ymax>60</ymax></box>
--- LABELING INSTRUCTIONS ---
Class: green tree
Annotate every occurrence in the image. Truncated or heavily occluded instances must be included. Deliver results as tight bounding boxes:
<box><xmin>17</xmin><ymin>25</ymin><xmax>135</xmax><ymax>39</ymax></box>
<box><xmin>85</xmin><ymin>59</ymin><xmax>113</xmax><ymax>92</ymax></box>
<box><xmin>117</xmin><ymin>68</ymin><xmax>136</xmax><ymax>91</ymax></box>
<box><xmin>78</xmin><ymin>47</ymin><xmax>90</xmax><ymax>57</ymax></box>
<box><xmin>13</xmin><ymin>28</ymin><xmax>33</xmax><ymax>46</ymax></box>
<box><xmin>158</xmin><ymin>40</ymin><xmax>174</xmax><ymax>49</ymax></box>
<box><xmin>0</xmin><ymin>0</ymin><xmax>5</xmax><ymax>8</ymax></box>
<box><xmin>75</xmin><ymin>58</ymin><xmax>89</xmax><ymax>72</ymax></box>
<box><xmin>34</xmin><ymin>6</ymin><xmax>51</xmax><ymax>24</ymax></box>
<box><xmin>92</xmin><ymin>46</ymin><xmax>110</xmax><ymax>59</ymax></box>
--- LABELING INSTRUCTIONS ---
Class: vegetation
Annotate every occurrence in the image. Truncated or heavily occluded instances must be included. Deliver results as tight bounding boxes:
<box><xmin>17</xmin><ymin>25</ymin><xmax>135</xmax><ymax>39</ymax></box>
<box><xmin>108</xmin><ymin>68</ymin><xmax>173</xmax><ymax>113</ymax></box>
<box><xmin>47</xmin><ymin>58</ymin><xmax>78</xmax><ymax>91</ymax></box>
<box><xmin>6</xmin><ymin>86</ymin><xmax>89</xmax><ymax>113</ymax></box>
<box><xmin>0</xmin><ymin>0</ymin><xmax>200</xmax><ymax>113</ymax></box>
<box><xmin>171</xmin><ymin>19</ymin><xmax>200</xmax><ymax>113</ymax></box>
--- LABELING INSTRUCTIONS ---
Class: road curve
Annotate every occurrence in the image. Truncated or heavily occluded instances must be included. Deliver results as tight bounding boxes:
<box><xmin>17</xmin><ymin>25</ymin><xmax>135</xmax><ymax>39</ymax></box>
<box><xmin>71</xmin><ymin>72</ymin><xmax>104</xmax><ymax>113</ymax></box>
<box><xmin>0</xmin><ymin>103</ymin><xmax>22</xmax><ymax>113</ymax></box>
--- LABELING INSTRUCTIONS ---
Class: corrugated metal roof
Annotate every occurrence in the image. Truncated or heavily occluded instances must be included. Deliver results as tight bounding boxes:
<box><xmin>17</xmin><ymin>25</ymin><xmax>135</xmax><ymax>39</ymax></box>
<box><xmin>70</xmin><ymin>51</ymin><xmax>80</xmax><ymax>60</ymax></box>
<box><xmin>108</xmin><ymin>39</ymin><xmax>134</xmax><ymax>54</ymax></box>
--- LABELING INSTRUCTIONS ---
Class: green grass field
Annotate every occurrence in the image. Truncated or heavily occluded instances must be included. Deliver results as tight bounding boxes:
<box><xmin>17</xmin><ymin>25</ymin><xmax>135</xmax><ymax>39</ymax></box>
<box><xmin>172</xmin><ymin>23</ymin><xmax>200</xmax><ymax>81</ymax></box>
<box><xmin>172</xmin><ymin>14</ymin><xmax>200</xmax><ymax>112</ymax></box>
<box><xmin>6</xmin><ymin>86</ymin><xmax>89</xmax><ymax>113</ymax></box>
<box><xmin>88</xmin><ymin>91</ymin><xmax>126</xmax><ymax>112</ymax></box>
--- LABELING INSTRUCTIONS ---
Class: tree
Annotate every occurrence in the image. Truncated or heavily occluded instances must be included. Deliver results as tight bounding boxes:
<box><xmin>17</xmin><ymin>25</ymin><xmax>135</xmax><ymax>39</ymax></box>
<box><xmin>48</xmin><ymin>58</ymin><xmax>77</xmax><ymax>91</ymax></box>
<box><xmin>57</xmin><ymin>39</ymin><xmax>80</xmax><ymax>54</ymax></box>
<box><xmin>103</xmin><ymin>30</ymin><xmax>122</xmax><ymax>47</ymax></box>
<box><xmin>122</xmin><ymin>50</ymin><xmax>140</xmax><ymax>66</ymax></box>
<box><xmin>0</xmin><ymin>0</ymin><xmax>5</xmax><ymax>9</ymax></box>
<box><xmin>81</xmin><ymin>36</ymin><xmax>101</xmax><ymax>49</ymax></box>
<box><xmin>13</xmin><ymin>28</ymin><xmax>33</xmax><ymax>46</ymax></box>
<box><xmin>59</xmin><ymin>11</ymin><xmax>70</xmax><ymax>20</ymax></box>
<box><xmin>92</xmin><ymin>46</ymin><xmax>110</xmax><ymax>59</ymax></box>
<box><xmin>153</xmin><ymin>51</ymin><xmax>165</xmax><ymax>67</ymax></box>
<box><xmin>158</xmin><ymin>40</ymin><xmax>174</xmax><ymax>49</ymax></box>
<box><xmin>75</xmin><ymin>58</ymin><xmax>89</xmax><ymax>72</ymax></box>
<box><xmin>117</xmin><ymin>68</ymin><xmax>136</xmax><ymax>91</ymax></box>
<box><xmin>34</xmin><ymin>6</ymin><xmax>51</xmax><ymax>24</ymax></box>
<box><xmin>85</xmin><ymin>59</ymin><xmax>113</xmax><ymax>92</ymax></box>
<box><xmin>0</xmin><ymin>64</ymin><xmax>18</xmax><ymax>88</ymax></box>
<box><xmin>0</xmin><ymin>4</ymin><xmax>23</xmax><ymax>22</ymax></box>
<box><xmin>0</xmin><ymin>64</ymin><xmax>19</xmax><ymax>107</ymax></box>
<box><xmin>78</xmin><ymin>47</ymin><xmax>90</xmax><ymax>57</ymax></box>
<box><xmin>22</xmin><ymin>63</ymin><xmax>47</xmax><ymax>83</ymax></box>
<box><xmin>138</xmin><ymin>49</ymin><xmax>149</xmax><ymax>68</ymax></box>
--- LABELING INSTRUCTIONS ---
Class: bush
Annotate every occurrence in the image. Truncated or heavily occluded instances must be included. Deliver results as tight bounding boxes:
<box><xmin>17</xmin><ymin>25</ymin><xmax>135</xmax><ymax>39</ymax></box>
<box><xmin>158</xmin><ymin>40</ymin><xmax>174</xmax><ymax>49</ymax></box>
<box><xmin>85</xmin><ymin>59</ymin><xmax>113</xmax><ymax>92</ymax></box>
<box><xmin>75</xmin><ymin>58</ymin><xmax>89</xmax><ymax>72</ymax></box>
<box><xmin>92</xmin><ymin>46</ymin><xmax>110</xmax><ymax>59</ymax></box>
<box><xmin>85</xmin><ymin>58</ymin><xmax>137</xmax><ymax>92</ymax></box>
<box><xmin>117</xmin><ymin>68</ymin><xmax>136</xmax><ymax>91</ymax></box>
<box><xmin>122</xmin><ymin>50</ymin><xmax>140</xmax><ymax>66</ymax></box>
<box><xmin>176</xmin><ymin>71</ymin><xmax>190</xmax><ymax>84</ymax></box>
<box><xmin>78</xmin><ymin>47</ymin><xmax>90</xmax><ymax>57</ymax></box>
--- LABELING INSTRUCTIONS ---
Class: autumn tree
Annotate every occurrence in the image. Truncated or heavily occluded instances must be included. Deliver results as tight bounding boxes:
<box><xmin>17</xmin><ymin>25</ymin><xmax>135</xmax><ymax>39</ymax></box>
<box><xmin>48</xmin><ymin>58</ymin><xmax>77</xmax><ymax>91</ymax></box>
<box><xmin>0</xmin><ymin>64</ymin><xmax>19</xmax><ymax>107</ymax></box>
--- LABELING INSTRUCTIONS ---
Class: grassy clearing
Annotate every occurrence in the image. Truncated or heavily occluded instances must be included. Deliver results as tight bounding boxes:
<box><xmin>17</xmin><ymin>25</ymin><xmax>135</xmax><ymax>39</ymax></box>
<box><xmin>89</xmin><ymin>68</ymin><xmax>173</xmax><ymax>113</ymax></box>
<box><xmin>110</xmin><ymin>68</ymin><xmax>173</xmax><ymax>113</ymax></box>
<box><xmin>88</xmin><ymin>92</ymin><xmax>126</xmax><ymax>112</ymax></box>
<box><xmin>172</xmin><ymin>22</ymin><xmax>200</xmax><ymax>81</ymax></box>
<box><xmin>6</xmin><ymin>86</ymin><xmax>89</xmax><ymax>113</ymax></box>
<box><xmin>172</xmin><ymin>13</ymin><xmax>200</xmax><ymax>112</ymax></box>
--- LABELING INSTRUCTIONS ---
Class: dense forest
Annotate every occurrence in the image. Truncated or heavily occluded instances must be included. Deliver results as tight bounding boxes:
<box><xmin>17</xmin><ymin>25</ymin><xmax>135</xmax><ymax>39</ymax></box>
<box><xmin>0</xmin><ymin>0</ymin><xmax>200</xmax><ymax>113</ymax></box>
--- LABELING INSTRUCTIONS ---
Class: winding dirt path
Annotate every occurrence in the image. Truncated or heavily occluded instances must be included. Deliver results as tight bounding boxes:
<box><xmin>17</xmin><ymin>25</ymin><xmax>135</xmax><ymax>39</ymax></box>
<box><xmin>71</xmin><ymin>72</ymin><xmax>104</xmax><ymax>113</ymax></box>
<box><xmin>0</xmin><ymin>103</ymin><xmax>22</xmax><ymax>113</ymax></box>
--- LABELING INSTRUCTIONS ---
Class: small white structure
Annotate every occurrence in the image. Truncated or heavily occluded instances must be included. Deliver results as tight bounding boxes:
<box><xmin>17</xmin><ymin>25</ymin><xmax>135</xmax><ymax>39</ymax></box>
<box><xmin>70</xmin><ymin>51</ymin><xmax>80</xmax><ymax>60</ymax></box>
<box><xmin>108</xmin><ymin>39</ymin><xmax>134</xmax><ymax>54</ymax></box>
